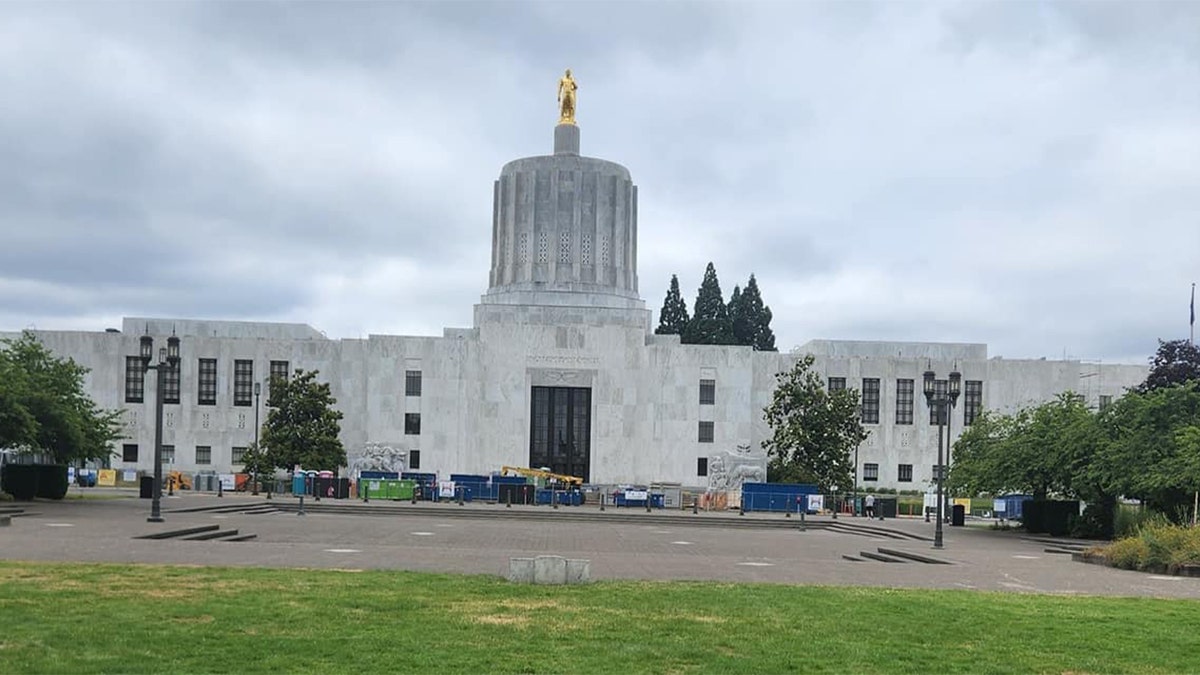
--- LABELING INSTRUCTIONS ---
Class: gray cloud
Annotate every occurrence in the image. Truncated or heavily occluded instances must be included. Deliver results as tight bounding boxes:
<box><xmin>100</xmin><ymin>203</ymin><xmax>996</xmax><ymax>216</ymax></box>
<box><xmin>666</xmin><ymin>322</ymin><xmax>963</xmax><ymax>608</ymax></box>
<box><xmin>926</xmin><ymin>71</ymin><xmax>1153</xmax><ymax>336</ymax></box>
<box><xmin>1</xmin><ymin>0</ymin><xmax>1196</xmax><ymax>364</ymax></box>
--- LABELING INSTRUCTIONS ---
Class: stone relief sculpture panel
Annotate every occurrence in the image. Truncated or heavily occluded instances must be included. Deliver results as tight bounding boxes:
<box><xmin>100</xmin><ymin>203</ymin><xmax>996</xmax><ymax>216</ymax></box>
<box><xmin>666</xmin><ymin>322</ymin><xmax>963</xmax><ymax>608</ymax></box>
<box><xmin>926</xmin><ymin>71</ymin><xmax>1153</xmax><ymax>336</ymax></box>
<box><xmin>707</xmin><ymin>444</ymin><xmax>767</xmax><ymax>492</ymax></box>
<box><xmin>348</xmin><ymin>442</ymin><xmax>408</xmax><ymax>477</ymax></box>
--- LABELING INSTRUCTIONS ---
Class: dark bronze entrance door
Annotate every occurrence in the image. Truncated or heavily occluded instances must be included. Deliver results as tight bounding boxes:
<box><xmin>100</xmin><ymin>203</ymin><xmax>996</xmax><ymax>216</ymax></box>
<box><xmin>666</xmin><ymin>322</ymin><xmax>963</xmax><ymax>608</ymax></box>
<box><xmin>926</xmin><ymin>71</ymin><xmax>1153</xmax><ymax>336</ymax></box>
<box><xmin>529</xmin><ymin>386</ymin><xmax>591</xmax><ymax>483</ymax></box>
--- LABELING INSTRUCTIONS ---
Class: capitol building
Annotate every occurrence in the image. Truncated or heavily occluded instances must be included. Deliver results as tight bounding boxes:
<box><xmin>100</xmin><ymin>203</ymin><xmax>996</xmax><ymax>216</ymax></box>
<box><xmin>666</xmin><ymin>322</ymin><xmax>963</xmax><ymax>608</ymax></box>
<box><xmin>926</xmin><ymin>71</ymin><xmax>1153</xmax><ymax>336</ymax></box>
<box><xmin>7</xmin><ymin>84</ymin><xmax>1147</xmax><ymax>492</ymax></box>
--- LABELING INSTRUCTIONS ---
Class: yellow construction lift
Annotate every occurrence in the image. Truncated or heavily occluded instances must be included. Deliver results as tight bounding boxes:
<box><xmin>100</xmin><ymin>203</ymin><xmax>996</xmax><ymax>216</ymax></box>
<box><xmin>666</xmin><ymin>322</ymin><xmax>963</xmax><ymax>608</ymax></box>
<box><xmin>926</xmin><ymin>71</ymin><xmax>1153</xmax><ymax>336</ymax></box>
<box><xmin>500</xmin><ymin>466</ymin><xmax>583</xmax><ymax>487</ymax></box>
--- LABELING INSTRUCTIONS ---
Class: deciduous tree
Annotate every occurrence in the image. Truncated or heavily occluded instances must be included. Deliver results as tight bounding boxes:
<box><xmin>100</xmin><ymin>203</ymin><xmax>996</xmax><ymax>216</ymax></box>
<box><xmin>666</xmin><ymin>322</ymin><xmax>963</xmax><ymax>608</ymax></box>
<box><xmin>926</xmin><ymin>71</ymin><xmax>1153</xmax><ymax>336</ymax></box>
<box><xmin>259</xmin><ymin>369</ymin><xmax>346</xmax><ymax>473</ymax></box>
<box><xmin>1094</xmin><ymin>382</ymin><xmax>1200</xmax><ymax>517</ymax></box>
<box><xmin>762</xmin><ymin>354</ymin><xmax>868</xmax><ymax>491</ymax></box>
<box><xmin>1137</xmin><ymin>339</ymin><xmax>1200</xmax><ymax>393</ymax></box>
<box><xmin>0</xmin><ymin>332</ymin><xmax>123</xmax><ymax>463</ymax></box>
<box><xmin>949</xmin><ymin>393</ymin><xmax>1099</xmax><ymax>501</ymax></box>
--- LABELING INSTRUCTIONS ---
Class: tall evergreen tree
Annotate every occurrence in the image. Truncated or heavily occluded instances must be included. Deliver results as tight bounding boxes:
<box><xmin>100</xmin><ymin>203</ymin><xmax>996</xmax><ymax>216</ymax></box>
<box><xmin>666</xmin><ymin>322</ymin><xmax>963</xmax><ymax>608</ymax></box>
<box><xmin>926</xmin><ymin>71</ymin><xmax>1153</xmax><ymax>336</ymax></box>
<box><xmin>655</xmin><ymin>274</ymin><xmax>690</xmax><ymax>336</ymax></box>
<box><xmin>741</xmin><ymin>274</ymin><xmax>777</xmax><ymax>351</ymax></box>
<box><xmin>729</xmin><ymin>285</ymin><xmax>753</xmax><ymax>346</ymax></box>
<box><xmin>683</xmin><ymin>262</ymin><xmax>734</xmax><ymax>345</ymax></box>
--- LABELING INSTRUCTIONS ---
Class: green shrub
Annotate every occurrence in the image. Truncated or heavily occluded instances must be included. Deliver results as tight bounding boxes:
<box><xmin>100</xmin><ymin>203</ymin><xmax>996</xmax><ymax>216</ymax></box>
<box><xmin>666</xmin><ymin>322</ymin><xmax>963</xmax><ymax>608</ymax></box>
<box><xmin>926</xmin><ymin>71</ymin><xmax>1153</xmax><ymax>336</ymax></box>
<box><xmin>1114</xmin><ymin>505</ymin><xmax>1169</xmax><ymax>539</ymax></box>
<box><xmin>1104</xmin><ymin>537</ymin><xmax>1151</xmax><ymax>570</ymax></box>
<box><xmin>0</xmin><ymin>491</ymin><xmax>13</xmax><ymax>502</ymax></box>
<box><xmin>1</xmin><ymin>465</ymin><xmax>38</xmax><ymax>500</ymax></box>
<box><xmin>0</xmin><ymin>464</ymin><xmax>69</xmax><ymax>501</ymax></box>
<box><xmin>1102</xmin><ymin>523</ymin><xmax>1200</xmax><ymax>571</ymax></box>
<box><xmin>35</xmin><ymin>465</ymin><xmax>68</xmax><ymax>500</ymax></box>
<box><xmin>1024</xmin><ymin>500</ymin><xmax>1079</xmax><ymax>536</ymax></box>
<box><xmin>1071</xmin><ymin>501</ymin><xmax>1116</xmax><ymax>540</ymax></box>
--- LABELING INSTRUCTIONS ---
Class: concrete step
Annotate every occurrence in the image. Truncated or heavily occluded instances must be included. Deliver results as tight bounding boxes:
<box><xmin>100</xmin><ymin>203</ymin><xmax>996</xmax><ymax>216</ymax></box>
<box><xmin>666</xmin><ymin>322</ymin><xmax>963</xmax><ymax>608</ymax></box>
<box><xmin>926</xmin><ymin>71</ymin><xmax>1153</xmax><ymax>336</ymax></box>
<box><xmin>860</xmin><ymin>551</ymin><xmax>908</xmax><ymax>563</ymax></box>
<box><xmin>841</xmin><ymin>554</ymin><xmax>864</xmax><ymax>562</ymax></box>
<box><xmin>877</xmin><ymin>547</ymin><xmax>953</xmax><ymax>565</ymax></box>
<box><xmin>226</xmin><ymin>533</ymin><xmax>258</xmax><ymax>542</ymax></box>
<box><xmin>136</xmin><ymin>524</ymin><xmax>220</xmax><ymax>540</ymax></box>
<box><xmin>183</xmin><ymin>529</ymin><xmax>240</xmax><ymax>541</ymax></box>
<box><xmin>1022</xmin><ymin>536</ymin><xmax>1096</xmax><ymax>550</ymax></box>
<box><xmin>825</xmin><ymin>522</ymin><xmax>932</xmax><ymax>542</ymax></box>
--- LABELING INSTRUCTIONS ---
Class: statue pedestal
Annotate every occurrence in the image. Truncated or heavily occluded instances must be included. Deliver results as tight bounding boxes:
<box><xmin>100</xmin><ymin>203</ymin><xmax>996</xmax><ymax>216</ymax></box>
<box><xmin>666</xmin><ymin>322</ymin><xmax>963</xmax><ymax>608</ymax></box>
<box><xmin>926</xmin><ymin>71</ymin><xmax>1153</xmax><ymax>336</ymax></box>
<box><xmin>554</xmin><ymin>123</ymin><xmax>580</xmax><ymax>155</ymax></box>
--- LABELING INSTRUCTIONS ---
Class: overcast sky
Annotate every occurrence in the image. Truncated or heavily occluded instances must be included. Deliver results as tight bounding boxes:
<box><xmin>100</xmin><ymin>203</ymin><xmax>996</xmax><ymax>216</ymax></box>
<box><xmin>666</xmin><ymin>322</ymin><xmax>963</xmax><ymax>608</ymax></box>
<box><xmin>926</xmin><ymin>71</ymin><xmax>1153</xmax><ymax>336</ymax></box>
<box><xmin>1</xmin><ymin>1</ymin><xmax>1196</xmax><ymax>364</ymax></box>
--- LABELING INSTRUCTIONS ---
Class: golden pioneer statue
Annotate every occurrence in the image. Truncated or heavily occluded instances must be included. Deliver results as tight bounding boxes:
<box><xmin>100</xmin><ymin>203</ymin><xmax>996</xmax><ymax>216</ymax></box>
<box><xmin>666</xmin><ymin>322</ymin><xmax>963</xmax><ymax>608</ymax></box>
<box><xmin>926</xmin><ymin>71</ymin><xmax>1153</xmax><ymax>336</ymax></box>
<box><xmin>557</xmin><ymin>68</ymin><xmax>577</xmax><ymax>125</ymax></box>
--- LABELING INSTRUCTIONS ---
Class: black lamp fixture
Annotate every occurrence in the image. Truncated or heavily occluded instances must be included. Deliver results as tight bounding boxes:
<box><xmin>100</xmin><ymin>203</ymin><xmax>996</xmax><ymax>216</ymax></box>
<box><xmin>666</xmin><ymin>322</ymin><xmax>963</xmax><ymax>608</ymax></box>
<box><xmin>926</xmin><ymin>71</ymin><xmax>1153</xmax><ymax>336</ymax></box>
<box><xmin>922</xmin><ymin>364</ymin><xmax>961</xmax><ymax>549</ymax></box>
<box><xmin>139</xmin><ymin>329</ymin><xmax>182</xmax><ymax>523</ymax></box>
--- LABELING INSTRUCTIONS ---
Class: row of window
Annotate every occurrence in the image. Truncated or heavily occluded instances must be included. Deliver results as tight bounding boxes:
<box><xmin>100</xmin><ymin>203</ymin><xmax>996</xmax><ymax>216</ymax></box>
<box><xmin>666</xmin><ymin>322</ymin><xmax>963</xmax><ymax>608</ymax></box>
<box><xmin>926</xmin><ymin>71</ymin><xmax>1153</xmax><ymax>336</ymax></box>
<box><xmin>125</xmin><ymin>361</ymin><xmax>425</xmax><ymax>406</ymax></box>
<box><xmin>830</xmin><ymin>377</ymin><xmax>984</xmax><ymax>426</ymax></box>
<box><xmin>697</xmin><ymin>376</ymin><xmax>983</xmax><ymax>426</ymax></box>
<box><xmin>125</xmin><ymin>358</ymin><xmax>292</xmax><ymax>406</ymax></box>
<box><xmin>122</xmin><ymin>443</ymin><xmax>227</xmax><ymax>465</ymax></box>
<box><xmin>121</xmin><ymin>444</ymin><xmax>423</xmax><ymax>469</ymax></box>
<box><xmin>862</xmin><ymin>462</ymin><xmax>915</xmax><ymax>482</ymax></box>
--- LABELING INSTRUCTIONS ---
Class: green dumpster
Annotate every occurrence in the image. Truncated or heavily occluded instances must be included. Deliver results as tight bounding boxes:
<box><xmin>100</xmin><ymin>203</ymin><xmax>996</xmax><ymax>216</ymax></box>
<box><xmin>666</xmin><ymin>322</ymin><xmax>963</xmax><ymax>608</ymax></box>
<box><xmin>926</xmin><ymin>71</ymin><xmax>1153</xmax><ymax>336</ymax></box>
<box><xmin>395</xmin><ymin>479</ymin><xmax>415</xmax><ymax>501</ymax></box>
<box><xmin>367</xmin><ymin>479</ymin><xmax>415</xmax><ymax>500</ymax></box>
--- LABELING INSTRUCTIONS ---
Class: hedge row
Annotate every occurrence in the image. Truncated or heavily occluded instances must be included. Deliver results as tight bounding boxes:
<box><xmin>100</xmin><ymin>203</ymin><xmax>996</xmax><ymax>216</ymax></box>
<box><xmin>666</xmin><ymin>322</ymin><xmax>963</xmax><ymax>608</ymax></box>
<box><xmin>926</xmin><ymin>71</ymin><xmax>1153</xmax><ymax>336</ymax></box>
<box><xmin>0</xmin><ymin>464</ymin><xmax>69</xmax><ymax>501</ymax></box>
<box><xmin>1023</xmin><ymin>499</ymin><xmax>1080</xmax><ymax>536</ymax></box>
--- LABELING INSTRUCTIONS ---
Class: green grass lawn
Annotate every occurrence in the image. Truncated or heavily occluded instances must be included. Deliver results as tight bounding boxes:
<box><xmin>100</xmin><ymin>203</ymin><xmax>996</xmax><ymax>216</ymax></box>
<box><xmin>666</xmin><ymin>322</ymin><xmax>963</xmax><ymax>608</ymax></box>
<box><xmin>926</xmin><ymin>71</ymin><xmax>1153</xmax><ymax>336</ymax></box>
<box><xmin>1</xmin><ymin>562</ymin><xmax>1197</xmax><ymax>674</ymax></box>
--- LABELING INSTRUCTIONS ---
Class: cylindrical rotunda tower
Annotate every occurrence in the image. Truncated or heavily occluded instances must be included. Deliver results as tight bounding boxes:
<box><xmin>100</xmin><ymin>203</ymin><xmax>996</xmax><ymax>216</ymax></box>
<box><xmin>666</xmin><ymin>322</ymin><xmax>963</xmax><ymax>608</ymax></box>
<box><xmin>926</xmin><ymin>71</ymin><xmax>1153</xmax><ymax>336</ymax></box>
<box><xmin>481</xmin><ymin>121</ymin><xmax>643</xmax><ymax>311</ymax></box>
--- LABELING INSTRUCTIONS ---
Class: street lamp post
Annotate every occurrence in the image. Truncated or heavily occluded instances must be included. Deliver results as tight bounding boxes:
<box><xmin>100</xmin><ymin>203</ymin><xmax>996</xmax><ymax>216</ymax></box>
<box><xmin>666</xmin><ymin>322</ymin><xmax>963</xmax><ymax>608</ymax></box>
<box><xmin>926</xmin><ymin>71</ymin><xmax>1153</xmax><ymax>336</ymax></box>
<box><xmin>253</xmin><ymin>381</ymin><xmax>261</xmax><ymax>496</ymax></box>
<box><xmin>923</xmin><ymin>368</ymin><xmax>960</xmax><ymax>549</ymax></box>
<box><xmin>139</xmin><ymin>333</ymin><xmax>181</xmax><ymax>523</ymax></box>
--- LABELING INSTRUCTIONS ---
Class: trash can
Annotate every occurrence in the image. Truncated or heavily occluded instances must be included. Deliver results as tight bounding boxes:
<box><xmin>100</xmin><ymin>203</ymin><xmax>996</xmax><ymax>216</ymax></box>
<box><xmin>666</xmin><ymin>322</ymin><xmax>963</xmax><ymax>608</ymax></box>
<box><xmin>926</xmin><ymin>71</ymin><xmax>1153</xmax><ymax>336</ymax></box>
<box><xmin>952</xmin><ymin>504</ymin><xmax>966</xmax><ymax>526</ymax></box>
<box><xmin>139</xmin><ymin>475</ymin><xmax>154</xmax><ymax>499</ymax></box>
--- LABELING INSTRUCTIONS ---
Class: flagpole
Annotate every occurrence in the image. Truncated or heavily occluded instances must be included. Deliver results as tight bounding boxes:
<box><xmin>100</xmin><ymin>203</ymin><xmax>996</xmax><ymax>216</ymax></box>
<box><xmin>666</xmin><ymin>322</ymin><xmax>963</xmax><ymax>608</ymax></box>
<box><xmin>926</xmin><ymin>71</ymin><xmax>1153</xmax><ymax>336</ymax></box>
<box><xmin>1191</xmin><ymin>282</ymin><xmax>1195</xmax><ymax>346</ymax></box>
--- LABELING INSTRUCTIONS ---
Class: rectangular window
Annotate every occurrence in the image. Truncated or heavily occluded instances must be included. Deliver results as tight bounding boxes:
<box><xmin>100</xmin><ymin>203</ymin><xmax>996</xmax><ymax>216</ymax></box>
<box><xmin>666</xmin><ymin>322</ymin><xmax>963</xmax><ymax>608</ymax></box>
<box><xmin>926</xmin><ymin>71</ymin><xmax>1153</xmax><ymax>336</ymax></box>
<box><xmin>195</xmin><ymin>446</ymin><xmax>212</xmax><ymax>465</ymax></box>
<box><xmin>162</xmin><ymin>445</ymin><xmax>175</xmax><ymax>464</ymax></box>
<box><xmin>405</xmin><ymin>370</ymin><xmax>422</xmax><ymax>397</ymax></box>
<box><xmin>232</xmin><ymin>446</ymin><xmax>247</xmax><ymax>465</ymax></box>
<box><xmin>929</xmin><ymin>379</ymin><xmax>948</xmax><ymax>425</ymax></box>
<box><xmin>124</xmin><ymin>356</ymin><xmax>145</xmax><ymax>403</ymax></box>
<box><xmin>697</xmin><ymin>457</ymin><xmax>708</xmax><ymax>476</ymax></box>
<box><xmin>896</xmin><ymin>378</ymin><xmax>914</xmax><ymax>425</ymax></box>
<box><xmin>409</xmin><ymin>450</ymin><xmax>421</xmax><ymax>470</ymax></box>
<box><xmin>234</xmin><ymin>360</ymin><xmax>253</xmax><ymax>407</ymax></box>
<box><xmin>405</xmin><ymin>413</ymin><xmax>421</xmax><ymax>436</ymax></box>
<box><xmin>268</xmin><ymin>360</ymin><xmax>289</xmax><ymax>405</ymax></box>
<box><xmin>863</xmin><ymin>463</ymin><xmax>879</xmax><ymax>482</ymax></box>
<box><xmin>828</xmin><ymin>377</ymin><xmax>846</xmax><ymax>392</ymax></box>
<box><xmin>1099</xmin><ymin>394</ymin><xmax>1112</xmax><ymax>411</ymax></box>
<box><xmin>122</xmin><ymin>444</ymin><xmax>138</xmax><ymax>463</ymax></box>
<box><xmin>861</xmin><ymin>378</ymin><xmax>880</xmax><ymax>424</ymax></box>
<box><xmin>698</xmin><ymin>421</ymin><xmax>714</xmax><ymax>443</ymax></box>
<box><xmin>163</xmin><ymin>360</ymin><xmax>181</xmax><ymax>405</ymax></box>
<box><xmin>964</xmin><ymin>380</ymin><xmax>983</xmax><ymax>425</ymax></box>
<box><xmin>699</xmin><ymin>379</ymin><xmax>716</xmax><ymax>405</ymax></box>
<box><xmin>898</xmin><ymin>464</ymin><xmax>913</xmax><ymax>482</ymax></box>
<box><xmin>198</xmin><ymin>358</ymin><xmax>217</xmax><ymax>406</ymax></box>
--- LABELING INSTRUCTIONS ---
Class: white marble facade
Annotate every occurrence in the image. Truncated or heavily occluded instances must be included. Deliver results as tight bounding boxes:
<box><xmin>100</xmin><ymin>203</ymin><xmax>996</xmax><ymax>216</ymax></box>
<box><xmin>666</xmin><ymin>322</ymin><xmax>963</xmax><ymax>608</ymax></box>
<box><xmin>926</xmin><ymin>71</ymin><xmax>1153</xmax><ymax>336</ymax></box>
<box><xmin>4</xmin><ymin>124</ymin><xmax>1147</xmax><ymax>491</ymax></box>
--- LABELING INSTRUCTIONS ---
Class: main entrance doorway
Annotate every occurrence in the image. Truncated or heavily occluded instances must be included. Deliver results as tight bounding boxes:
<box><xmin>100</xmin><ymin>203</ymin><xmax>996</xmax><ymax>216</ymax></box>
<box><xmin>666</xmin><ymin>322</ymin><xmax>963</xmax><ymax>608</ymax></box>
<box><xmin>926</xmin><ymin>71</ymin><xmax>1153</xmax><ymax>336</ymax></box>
<box><xmin>529</xmin><ymin>386</ymin><xmax>591</xmax><ymax>483</ymax></box>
